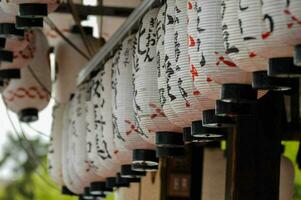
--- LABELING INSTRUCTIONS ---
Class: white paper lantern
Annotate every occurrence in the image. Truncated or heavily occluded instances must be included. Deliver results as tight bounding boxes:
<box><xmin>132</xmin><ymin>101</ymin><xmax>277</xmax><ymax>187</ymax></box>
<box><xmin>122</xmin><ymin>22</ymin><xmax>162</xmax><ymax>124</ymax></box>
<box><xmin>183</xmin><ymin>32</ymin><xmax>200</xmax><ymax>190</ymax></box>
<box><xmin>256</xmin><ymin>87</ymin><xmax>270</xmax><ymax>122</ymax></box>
<box><xmin>112</xmin><ymin>35</ymin><xmax>155</xmax><ymax>167</ymax></box>
<box><xmin>87</xmin><ymin>59</ymin><xmax>121</xmax><ymax>179</ymax></box>
<box><xmin>157</xmin><ymin>2</ymin><xmax>187</xmax><ymax>129</ymax></box>
<box><xmin>238</xmin><ymin>0</ymin><xmax>293</xmax><ymax>71</ymax></box>
<box><xmin>3</xmin><ymin>29</ymin><xmax>51</xmax><ymax>122</ymax></box>
<box><xmin>70</xmin><ymin>83</ymin><xmax>102</xmax><ymax>186</ymax></box>
<box><xmin>221</xmin><ymin>0</ymin><xmax>268</xmax><ymax>73</ymax></box>
<box><xmin>194</xmin><ymin>0</ymin><xmax>251</xmax><ymax>86</ymax></box>
<box><xmin>134</xmin><ymin>4</ymin><xmax>181</xmax><ymax>140</ymax></box>
<box><xmin>48</xmin><ymin>103</ymin><xmax>65</xmax><ymax>187</ymax></box>
<box><xmin>62</xmin><ymin>102</ymin><xmax>85</xmax><ymax>194</ymax></box>
<box><xmin>0</xmin><ymin>30</ymin><xmax>35</xmax><ymax>72</ymax></box>
<box><xmin>54</xmin><ymin>30</ymin><xmax>103</xmax><ymax>103</ymax></box>
<box><xmin>0</xmin><ymin>0</ymin><xmax>61</xmax><ymax>16</ymax></box>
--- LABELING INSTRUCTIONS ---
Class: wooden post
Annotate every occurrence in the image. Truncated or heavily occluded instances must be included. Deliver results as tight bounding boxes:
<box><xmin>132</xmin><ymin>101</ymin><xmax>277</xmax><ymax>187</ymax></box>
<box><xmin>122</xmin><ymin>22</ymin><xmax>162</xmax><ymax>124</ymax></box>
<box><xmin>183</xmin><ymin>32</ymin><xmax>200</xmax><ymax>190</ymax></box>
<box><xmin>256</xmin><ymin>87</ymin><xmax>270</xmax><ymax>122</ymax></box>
<box><xmin>225</xmin><ymin>92</ymin><xmax>284</xmax><ymax>200</ymax></box>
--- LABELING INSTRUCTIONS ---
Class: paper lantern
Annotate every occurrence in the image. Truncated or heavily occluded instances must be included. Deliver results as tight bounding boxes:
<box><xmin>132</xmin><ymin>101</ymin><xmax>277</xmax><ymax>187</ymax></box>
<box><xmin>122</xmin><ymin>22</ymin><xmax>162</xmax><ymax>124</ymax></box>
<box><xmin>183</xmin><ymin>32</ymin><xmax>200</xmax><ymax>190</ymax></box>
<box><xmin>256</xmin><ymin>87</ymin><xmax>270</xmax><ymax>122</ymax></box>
<box><xmin>0</xmin><ymin>30</ymin><xmax>35</xmax><ymax>80</ymax></box>
<box><xmin>54</xmin><ymin>27</ymin><xmax>104</xmax><ymax>103</ymax></box>
<box><xmin>69</xmin><ymin>83</ymin><xmax>102</xmax><ymax>187</ymax></box>
<box><xmin>112</xmin><ymin>34</ymin><xmax>156</xmax><ymax>176</ymax></box>
<box><xmin>3</xmin><ymin>29</ymin><xmax>51</xmax><ymax>122</ymax></box>
<box><xmin>48</xmin><ymin>103</ymin><xmax>65</xmax><ymax>187</ymax></box>
<box><xmin>237</xmin><ymin>0</ymin><xmax>297</xmax><ymax>89</ymax></box>
<box><xmin>285</xmin><ymin>0</ymin><xmax>301</xmax><ymax>66</ymax></box>
<box><xmin>61</xmin><ymin>102</ymin><xmax>85</xmax><ymax>194</ymax></box>
<box><xmin>0</xmin><ymin>0</ymin><xmax>61</xmax><ymax>16</ymax></box>
<box><xmin>87</xmin><ymin>59</ymin><xmax>122</xmax><ymax>194</ymax></box>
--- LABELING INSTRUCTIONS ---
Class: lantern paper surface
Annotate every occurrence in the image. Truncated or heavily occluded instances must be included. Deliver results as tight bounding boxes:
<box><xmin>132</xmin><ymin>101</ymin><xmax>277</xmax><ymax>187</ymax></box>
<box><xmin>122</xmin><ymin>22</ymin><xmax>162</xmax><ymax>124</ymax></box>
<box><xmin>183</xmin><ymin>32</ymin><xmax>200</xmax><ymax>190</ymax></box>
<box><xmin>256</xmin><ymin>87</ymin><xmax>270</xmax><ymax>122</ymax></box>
<box><xmin>221</xmin><ymin>0</ymin><xmax>267</xmax><ymax>73</ymax></box>
<box><xmin>54</xmin><ymin>33</ymin><xmax>102</xmax><ymax>103</ymax></box>
<box><xmin>0</xmin><ymin>0</ymin><xmax>61</xmax><ymax>15</ymax></box>
<box><xmin>87</xmin><ymin>59</ymin><xmax>121</xmax><ymax>178</ymax></box>
<box><xmin>3</xmin><ymin>29</ymin><xmax>51</xmax><ymax>114</ymax></box>
<box><xmin>134</xmin><ymin>6</ymin><xmax>181</xmax><ymax>140</ymax></box>
<box><xmin>285</xmin><ymin>0</ymin><xmax>301</xmax><ymax>47</ymax></box>
<box><xmin>112</xmin><ymin>35</ymin><xmax>155</xmax><ymax>165</ymax></box>
<box><xmin>48</xmin><ymin>103</ymin><xmax>65</xmax><ymax>187</ymax></box>
<box><xmin>194</xmin><ymin>0</ymin><xmax>251</xmax><ymax>85</ymax></box>
<box><xmin>157</xmin><ymin>2</ymin><xmax>187</xmax><ymax>128</ymax></box>
<box><xmin>62</xmin><ymin>102</ymin><xmax>84</xmax><ymax>194</ymax></box>
<box><xmin>70</xmin><ymin>83</ymin><xmax>101</xmax><ymax>186</ymax></box>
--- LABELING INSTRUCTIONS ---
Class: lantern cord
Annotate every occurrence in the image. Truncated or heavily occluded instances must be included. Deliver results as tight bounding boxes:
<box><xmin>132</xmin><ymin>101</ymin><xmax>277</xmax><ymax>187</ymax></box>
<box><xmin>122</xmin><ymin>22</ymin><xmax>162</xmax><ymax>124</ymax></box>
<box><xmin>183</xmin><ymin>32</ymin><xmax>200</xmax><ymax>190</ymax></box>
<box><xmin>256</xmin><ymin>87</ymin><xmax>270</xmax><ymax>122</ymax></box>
<box><xmin>44</xmin><ymin>17</ymin><xmax>90</xmax><ymax>60</ymax></box>
<box><xmin>67</xmin><ymin>0</ymin><xmax>95</xmax><ymax>56</ymax></box>
<box><xmin>26</xmin><ymin>64</ymin><xmax>58</xmax><ymax>103</ymax></box>
<box><xmin>24</xmin><ymin>124</ymin><xmax>50</xmax><ymax>138</ymax></box>
<box><xmin>3</xmin><ymin>104</ymin><xmax>59</xmax><ymax>191</ymax></box>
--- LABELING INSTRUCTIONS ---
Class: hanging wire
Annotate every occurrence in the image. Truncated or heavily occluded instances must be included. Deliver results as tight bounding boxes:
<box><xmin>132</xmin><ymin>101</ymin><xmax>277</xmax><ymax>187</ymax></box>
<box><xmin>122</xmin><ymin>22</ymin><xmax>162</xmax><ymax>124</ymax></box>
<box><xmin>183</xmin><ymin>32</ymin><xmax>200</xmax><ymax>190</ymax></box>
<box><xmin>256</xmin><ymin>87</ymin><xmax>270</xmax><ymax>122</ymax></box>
<box><xmin>67</xmin><ymin>0</ymin><xmax>95</xmax><ymax>56</ymax></box>
<box><xmin>44</xmin><ymin>17</ymin><xmax>90</xmax><ymax>60</ymax></box>
<box><xmin>3</xmin><ymin>102</ymin><xmax>59</xmax><ymax>191</ymax></box>
<box><xmin>24</xmin><ymin>124</ymin><xmax>50</xmax><ymax>138</ymax></box>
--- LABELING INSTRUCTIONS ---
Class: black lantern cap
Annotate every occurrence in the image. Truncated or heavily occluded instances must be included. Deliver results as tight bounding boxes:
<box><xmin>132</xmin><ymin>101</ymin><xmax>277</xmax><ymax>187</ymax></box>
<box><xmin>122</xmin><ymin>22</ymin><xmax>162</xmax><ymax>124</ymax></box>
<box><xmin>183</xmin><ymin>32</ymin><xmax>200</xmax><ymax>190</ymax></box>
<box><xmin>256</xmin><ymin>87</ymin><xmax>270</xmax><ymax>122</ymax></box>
<box><xmin>0</xmin><ymin>23</ymin><xmax>24</xmax><ymax>37</ymax></box>
<box><xmin>202</xmin><ymin>109</ymin><xmax>235</xmax><ymax>128</ymax></box>
<box><xmin>191</xmin><ymin>120</ymin><xmax>226</xmax><ymax>141</ymax></box>
<box><xmin>0</xmin><ymin>69</ymin><xmax>21</xmax><ymax>80</ymax></box>
<box><xmin>106</xmin><ymin>177</ymin><xmax>117</xmax><ymax>190</ymax></box>
<box><xmin>61</xmin><ymin>186</ymin><xmax>76</xmax><ymax>196</ymax></box>
<box><xmin>252</xmin><ymin>70</ymin><xmax>297</xmax><ymax>91</ymax></box>
<box><xmin>19</xmin><ymin>3</ymin><xmax>48</xmax><ymax>17</ymax></box>
<box><xmin>0</xmin><ymin>49</ymin><xmax>13</xmax><ymax>63</ymax></box>
<box><xmin>120</xmin><ymin>164</ymin><xmax>146</xmax><ymax>178</ymax></box>
<box><xmin>18</xmin><ymin>108</ymin><xmax>39</xmax><ymax>123</ymax></box>
<box><xmin>156</xmin><ymin>146</ymin><xmax>185</xmax><ymax>158</ymax></box>
<box><xmin>115</xmin><ymin>173</ymin><xmax>130</xmax><ymax>188</ymax></box>
<box><xmin>215</xmin><ymin>100</ymin><xmax>255</xmax><ymax>117</ymax></box>
<box><xmin>16</xmin><ymin>16</ymin><xmax>44</xmax><ymax>29</ymax></box>
<box><xmin>0</xmin><ymin>38</ymin><xmax>5</xmax><ymax>48</ymax></box>
<box><xmin>132</xmin><ymin>149</ymin><xmax>158</xmax><ymax>171</ymax></box>
<box><xmin>156</xmin><ymin>132</ymin><xmax>184</xmax><ymax>147</ymax></box>
<box><xmin>221</xmin><ymin>84</ymin><xmax>257</xmax><ymax>103</ymax></box>
<box><xmin>268</xmin><ymin>57</ymin><xmax>301</xmax><ymax>78</ymax></box>
<box><xmin>90</xmin><ymin>182</ymin><xmax>107</xmax><ymax>196</ymax></box>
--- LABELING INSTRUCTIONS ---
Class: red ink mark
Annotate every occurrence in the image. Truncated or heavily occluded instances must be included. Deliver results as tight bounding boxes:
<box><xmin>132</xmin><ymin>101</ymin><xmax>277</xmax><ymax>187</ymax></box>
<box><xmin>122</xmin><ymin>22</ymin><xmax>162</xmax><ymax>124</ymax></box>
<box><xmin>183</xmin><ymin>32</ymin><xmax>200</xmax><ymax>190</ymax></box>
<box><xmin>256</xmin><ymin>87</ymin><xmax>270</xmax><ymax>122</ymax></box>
<box><xmin>215</xmin><ymin>52</ymin><xmax>237</xmax><ymax>67</ymax></box>
<box><xmin>193</xmin><ymin>90</ymin><xmax>200</xmax><ymax>96</ymax></box>
<box><xmin>284</xmin><ymin>8</ymin><xmax>301</xmax><ymax>29</ymax></box>
<box><xmin>189</xmin><ymin>35</ymin><xmax>196</xmax><ymax>47</ymax></box>
<box><xmin>249</xmin><ymin>52</ymin><xmax>257</xmax><ymax>58</ymax></box>
<box><xmin>149</xmin><ymin>103</ymin><xmax>166</xmax><ymax>119</ymax></box>
<box><xmin>190</xmin><ymin>64</ymin><xmax>198</xmax><ymax>81</ymax></box>
<box><xmin>188</xmin><ymin>2</ymin><xmax>193</xmax><ymax>10</ymax></box>
<box><xmin>4</xmin><ymin>86</ymin><xmax>49</xmax><ymax>102</ymax></box>
<box><xmin>262</xmin><ymin>32</ymin><xmax>271</xmax><ymax>40</ymax></box>
<box><xmin>185</xmin><ymin>101</ymin><xmax>191</xmax><ymax>107</ymax></box>
<box><xmin>206</xmin><ymin>77</ymin><xmax>213</xmax><ymax>82</ymax></box>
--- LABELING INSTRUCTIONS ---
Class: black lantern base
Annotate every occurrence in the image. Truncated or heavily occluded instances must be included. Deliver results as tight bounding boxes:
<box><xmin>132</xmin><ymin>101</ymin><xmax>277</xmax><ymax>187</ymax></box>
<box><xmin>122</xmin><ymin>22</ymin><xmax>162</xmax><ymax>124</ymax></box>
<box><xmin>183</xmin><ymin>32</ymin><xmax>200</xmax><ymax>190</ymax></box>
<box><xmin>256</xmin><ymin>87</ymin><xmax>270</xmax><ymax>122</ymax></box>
<box><xmin>106</xmin><ymin>177</ymin><xmax>117</xmax><ymax>190</ymax></box>
<box><xmin>90</xmin><ymin>182</ymin><xmax>109</xmax><ymax>196</ymax></box>
<box><xmin>16</xmin><ymin>16</ymin><xmax>44</xmax><ymax>29</ymax></box>
<box><xmin>268</xmin><ymin>57</ymin><xmax>301</xmax><ymax>78</ymax></box>
<box><xmin>120</xmin><ymin>165</ymin><xmax>146</xmax><ymax>178</ymax></box>
<box><xmin>61</xmin><ymin>186</ymin><xmax>76</xmax><ymax>196</ymax></box>
<box><xmin>0</xmin><ymin>69</ymin><xmax>21</xmax><ymax>80</ymax></box>
<box><xmin>0</xmin><ymin>23</ymin><xmax>24</xmax><ymax>38</ymax></box>
<box><xmin>295</xmin><ymin>44</ymin><xmax>301</xmax><ymax>66</ymax></box>
<box><xmin>215</xmin><ymin>100</ymin><xmax>254</xmax><ymax>117</ymax></box>
<box><xmin>115</xmin><ymin>173</ymin><xmax>131</xmax><ymax>187</ymax></box>
<box><xmin>221</xmin><ymin>84</ymin><xmax>257</xmax><ymax>103</ymax></box>
<box><xmin>0</xmin><ymin>50</ymin><xmax>13</xmax><ymax>63</ymax></box>
<box><xmin>132</xmin><ymin>162</ymin><xmax>159</xmax><ymax>172</ymax></box>
<box><xmin>252</xmin><ymin>70</ymin><xmax>297</xmax><ymax>91</ymax></box>
<box><xmin>191</xmin><ymin>120</ymin><xmax>226</xmax><ymax>141</ymax></box>
<box><xmin>18</xmin><ymin>108</ymin><xmax>39</xmax><ymax>123</ymax></box>
<box><xmin>202</xmin><ymin>109</ymin><xmax>235</xmax><ymax>128</ymax></box>
<box><xmin>19</xmin><ymin>3</ymin><xmax>48</xmax><ymax>17</ymax></box>
<box><xmin>0</xmin><ymin>38</ymin><xmax>5</xmax><ymax>48</ymax></box>
<box><xmin>156</xmin><ymin>131</ymin><xmax>184</xmax><ymax>147</ymax></box>
<box><xmin>156</xmin><ymin>146</ymin><xmax>185</xmax><ymax>158</ymax></box>
<box><xmin>132</xmin><ymin>149</ymin><xmax>158</xmax><ymax>172</ymax></box>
